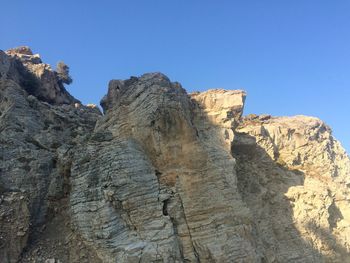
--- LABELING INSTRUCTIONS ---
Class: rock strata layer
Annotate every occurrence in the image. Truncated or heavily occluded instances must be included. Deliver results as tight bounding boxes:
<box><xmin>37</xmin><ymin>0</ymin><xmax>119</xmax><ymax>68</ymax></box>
<box><xmin>0</xmin><ymin>47</ymin><xmax>349</xmax><ymax>262</ymax></box>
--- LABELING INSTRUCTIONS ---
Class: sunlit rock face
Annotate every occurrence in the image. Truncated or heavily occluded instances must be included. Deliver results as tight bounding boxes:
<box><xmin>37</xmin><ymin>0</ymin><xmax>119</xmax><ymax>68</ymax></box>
<box><xmin>0</xmin><ymin>47</ymin><xmax>350</xmax><ymax>263</ymax></box>
<box><xmin>233</xmin><ymin>115</ymin><xmax>350</xmax><ymax>262</ymax></box>
<box><xmin>72</xmin><ymin>73</ymin><xmax>255</xmax><ymax>262</ymax></box>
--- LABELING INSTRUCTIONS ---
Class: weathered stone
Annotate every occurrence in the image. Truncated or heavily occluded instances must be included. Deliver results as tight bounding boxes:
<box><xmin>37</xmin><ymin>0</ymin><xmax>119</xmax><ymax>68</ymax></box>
<box><xmin>0</xmin><ymin>192</ymin><xmax>30</xmax><ymax>263</ymax></box>
<box><xmin>0</xmin><ymin>47</ymin><xmax>349</xmax><ymax>263</ymax></box>
<box><xmin>70</xmin><ymin>73</ymin><xmax>256</xmax><ymax>262</ymax></box>
<box><xmin>233</xmin><ymin>115</ymin><xmax>350</xmax><ymax>262</ymax></box>
<box><xmin>0</xmin><ymin>48</ymin><xmax>101</xmax><ymax>263</ymax></box>
<box><xmin>4</xmin><ymin>46</ymin><xmax>77</xmax><ymax>104</ymax></box>
<box><xmin>191</xmin><ymin>89</ymin><xmax>246</xmax><ymax>128</ymax></box>
<box><xmin>6</xmin><ymin>46</ymin><xmax>34</xmax><ymax>56</ymax></box>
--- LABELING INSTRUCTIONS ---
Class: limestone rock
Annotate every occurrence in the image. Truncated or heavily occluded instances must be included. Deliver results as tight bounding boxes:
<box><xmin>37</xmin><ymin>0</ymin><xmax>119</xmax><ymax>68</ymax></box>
<box><xmin>237</xmin><ymin>115</ymin><xmax>350</xmax><ymax>185</ymax></box>
<box><xmin>191</xmin><ymin>89</ymin><xmax>246</xmax><ymax>151</ymax></box>
<box><xmin>1</xmin><ymin>47</ymin><xmax>350</xmax><ymax>262</ymax></box>
<box><xmin>6</xmin><ymin>46</ymin><xmax>34</xmax><ymax>56</ymax></box>
<box><xmin>4</xmin><ymin>46</ymin><xmax>78</xmax><ymax>104</ymax></box>
<box><xmin>0</xmin><ymin>50</ymin><xmax>11</xmax><ymax>79</ymax></box>
<box><xmin>190</xmin><ymin>89</ymin><xmax>246</xmax><ymax>128</ymax></box>
<box><xmin>71</xmin><ymin>73</ymin><xmax>256</xmax><ymax>262</ymax></box>
<box><xmin>0</xmin><ymin>48</ymin><xmax>101</xmax><ymax>263</ymax></box>
<box><xmin>233</xmin><ymin>115</ymin><xmax>350</xmax><ymax>262</ymax></box>
<box><xmin>0</xmin><ymin>192</ymin><xmax>30</xmax><ymax>263</ymax></box>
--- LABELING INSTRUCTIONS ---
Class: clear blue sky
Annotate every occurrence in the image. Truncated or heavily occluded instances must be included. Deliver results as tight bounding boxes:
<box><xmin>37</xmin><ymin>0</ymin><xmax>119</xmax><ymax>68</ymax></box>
<box><xmin>1</xmin><ymin>1</ymin><xmax>349</xmax><ymax>153</ymax></box>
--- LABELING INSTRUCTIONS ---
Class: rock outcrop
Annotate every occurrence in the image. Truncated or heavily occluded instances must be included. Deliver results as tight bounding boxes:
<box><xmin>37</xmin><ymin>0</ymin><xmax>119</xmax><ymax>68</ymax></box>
<box><xmin>233</xmin><ymin>115</ymin><xmax>350</xmax><ymax>262</ymax></box>
<box><xmin>3</xmin><ymin>46</ymin><xmax>78</xmax><ymax>104</ymax></box>
<box><xmin>71</xmin><ymin>73</ymin><xmax>255</xmax><ymax>262</ymax></box>
<box><xmin>0</xmin><ymin>47</ymin><xmax>101</xmax><ymax>262</ymax></box>
<box><xmin>0</xmin><ymin>47</ymin><xmax>349</xmax><ymax>262</ymax></box>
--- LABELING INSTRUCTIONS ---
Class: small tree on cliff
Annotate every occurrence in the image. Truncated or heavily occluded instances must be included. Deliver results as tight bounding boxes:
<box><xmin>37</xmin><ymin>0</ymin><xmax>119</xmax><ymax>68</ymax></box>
<box><xmin>56</xmin><ymin>61</ymin><xmax>73</xmax><ymax>85</ymax></box>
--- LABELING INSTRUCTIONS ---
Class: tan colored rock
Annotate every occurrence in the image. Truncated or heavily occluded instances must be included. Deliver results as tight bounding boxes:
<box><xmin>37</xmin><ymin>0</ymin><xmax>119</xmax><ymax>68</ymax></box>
<box><xmin>233</xmin><ymin>115</ymin><xmax>350</xmax><ymax>262</ymax></box>
<box><xmin>71</xmin><ymin>73</ymin><xmax>256</xmax><ymax>262</ymax></box>
<box><xmin>5</xmin><ymin>46</ymin><xmax>78</xmax><ymax>104</ymax></box>
<box><xmin>6</xmin><ymin>46</ymin><xmax>34</xmax><ymax>56</ymax></box>
<box><xmin>237</xmin><ymin>115</ymin><xmax>350</xmax><ymax>185</ymax></box>
<box><xmin>191</xmin><ymin>89</ymin><xmax>246</xmax><ymax>128</ymax></box>
<box><xmin>1</xmin><ymin>47</ymin><xmax>350</xmax><ymax>262</ymax></box>
<box><xmin>191</xmin><ymin>89</ymin><xmax>246</xmax><ymax>151</ymax></box>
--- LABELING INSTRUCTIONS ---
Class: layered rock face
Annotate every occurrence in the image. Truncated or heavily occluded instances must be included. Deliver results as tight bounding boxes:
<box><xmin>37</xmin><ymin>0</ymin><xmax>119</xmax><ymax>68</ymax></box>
<box><xmin>0</xmin><ymin>47</ymin><xmax>101</xmax><ymax>262</ymax></box>
<box><xmin>2</xmin><ymin>46</ymin><xmax>78</xmax><ymax>104</ymax></box>
<box><xmin>72</xmin><ymin>74</ymin><xmax>255</xmax><ymax>262</ymax></box>
<box><xmin>1</xmin><ymin>47</ymin><xmax>350</xmax><ymax>262</ymax></box>
<box><xmin>233</xmin><ymin>115</ymin><xmax>350</xmax><ymax>262</ymax></box>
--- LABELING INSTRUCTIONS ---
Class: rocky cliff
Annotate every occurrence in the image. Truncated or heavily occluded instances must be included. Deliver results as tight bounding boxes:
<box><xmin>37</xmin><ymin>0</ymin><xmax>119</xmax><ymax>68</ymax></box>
<box><xmin>0</xmin><ymin>47</ymin><xmax>349</xmax><ymax>263</ymax></box>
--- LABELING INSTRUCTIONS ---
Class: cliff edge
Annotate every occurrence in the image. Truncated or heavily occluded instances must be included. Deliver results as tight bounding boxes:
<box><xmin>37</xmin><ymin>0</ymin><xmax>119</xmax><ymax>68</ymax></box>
<box><xmin>0</xmin><ymin>47</ymin><xmax>349</xmax><ymax>263</ymax></box>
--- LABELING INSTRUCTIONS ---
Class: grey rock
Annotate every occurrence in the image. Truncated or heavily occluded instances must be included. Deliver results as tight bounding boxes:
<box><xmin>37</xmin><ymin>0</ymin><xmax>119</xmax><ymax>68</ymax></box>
<box><xmin>5</xmin><ymin>46</ymin><xmax>77</xmax><ymax>105</ymax></box>
<box><xmin>1</xmin><ymin>47</ymin><xmax>349</xmax><ymax>263</ymax></box>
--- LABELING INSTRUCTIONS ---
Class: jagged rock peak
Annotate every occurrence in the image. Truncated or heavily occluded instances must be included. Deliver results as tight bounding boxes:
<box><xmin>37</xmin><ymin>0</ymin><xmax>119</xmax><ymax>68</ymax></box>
<box><xmin>1</xmin><ymin>46</ymin><xmax>78</xmax><ymax>105</ymax></box>
<box><xmin>1</xmin><ymin>47</ymin><xmax>350</xmax><ymax>262</ymax></box>
<box><xmin>237</xmin><ymin>114</ymin><xmax>350</xmax><ymax>184</ymax></box>
<box><xmin>73</xmin><ymin>71</ymin><xmax>255</xmax><ymax>262</ymax></box>
<box><xmin>100</xmin><ymin>72</ymin><xmax>247</xmax><ymax>123</ymax></box>
<box><xmin>6</xmin><ymin>46</ymin><xmax>42</xmax><ymax>64</ymax></box>
<box><xmin>6</xmin><ymin>46</ymin><xmax>34</xmax><ymax>55</ymax></box>
<box><xmin>100</xmin><ymin>72</ymin><xmax>186</xmax><ymax>113</ymax></box>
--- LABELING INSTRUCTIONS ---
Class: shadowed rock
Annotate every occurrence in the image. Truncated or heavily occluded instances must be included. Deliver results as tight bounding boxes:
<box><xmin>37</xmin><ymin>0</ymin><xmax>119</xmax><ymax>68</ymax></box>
<box><xmin>0</xmin><ymin>47</ymin><xmax>349</xmax><ymax>262</ymax></box>
<box><xmin>3</xmin><ymin>46</ymin><xmax>78</xmax><ymax>104</ymax></box>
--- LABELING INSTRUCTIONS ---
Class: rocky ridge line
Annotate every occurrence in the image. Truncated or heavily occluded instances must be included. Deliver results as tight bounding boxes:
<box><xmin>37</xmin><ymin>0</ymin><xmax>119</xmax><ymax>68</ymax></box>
<box><xmin>0</xmin><ymin>47</ymin><xmax>349</xmax><ymax>262</ymax></box>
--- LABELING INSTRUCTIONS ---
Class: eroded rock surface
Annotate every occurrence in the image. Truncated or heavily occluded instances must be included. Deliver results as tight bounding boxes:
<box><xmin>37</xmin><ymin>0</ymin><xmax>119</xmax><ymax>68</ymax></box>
<box><xmin>0</xmin><ymin>192</ymin><xmax>30</xmax><ymax>263</ymax></box>
<box><xmin>4</xmin><ymin>46</ymin><xmax>78</xmax><ymax>104</ymax></box>
<box><xmin>0</xmin><ymin>47</ymin><xmax>101</xmax><ymax>262</ymax></box>
<box><xmin>233</xmin><ymin>115</ymin><xmax>350</xmax><ymax>262</ymax></box>
<box><xmin>71</xmin><ymin>73</ymin><xmax>256</xmax><ymax>262</ymax></box>
<box><xmin>0</xmin><ymin>47</ymin><xmax>349</xmax><ymax>262</ymax></box>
